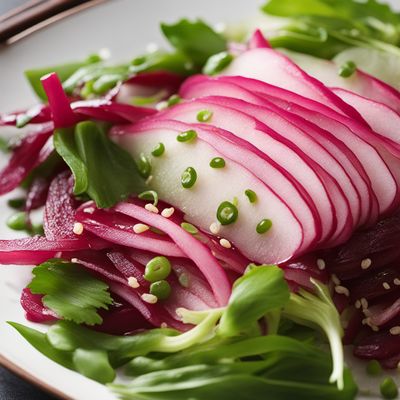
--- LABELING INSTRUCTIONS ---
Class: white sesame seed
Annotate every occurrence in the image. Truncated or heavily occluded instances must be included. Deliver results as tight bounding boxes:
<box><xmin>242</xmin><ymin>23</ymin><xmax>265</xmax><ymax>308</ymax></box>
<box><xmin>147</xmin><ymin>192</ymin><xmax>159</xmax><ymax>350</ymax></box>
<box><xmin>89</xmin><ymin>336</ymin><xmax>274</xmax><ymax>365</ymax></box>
<box><xmin>363</xmin><ymin>308</ymin><xmax>372</xmax><ymax>317</ymax></box>
<box><xmin>394</xmin><ymin>278</ymin><xmax>400</xmax><ymax>286</ymax></box>
<box><xmin>383</xmin><ymin>282</ymin><xmax>391</xmax><ymax>290</ymax></box>
<box><xmin>133</xmin><ymin>223</ymin><xmax>150</xmax><ymax>234</ymax></box>
<box><xmin>316</xmin><ymin>258</ymin><xmax>326</xmax><ymax>270</ymax></box>
<box><xmin>145</xmin><ymin>203</ymin><xmax>159</xmax><ymax>213</ymax></box>
<box><xmin>210</xmin><ymin>222</ymin><xmax>221</xmax><ymax>235</ymax></box>
<box><xmin>141</xmin><ymin>293</ymin><xmax>158</xmax><ymax>304</ymax></box>
<box><xmin>335</xmin><ymin>285</ymin><xmax>350</xmax><ymax>297</ymax></box>
<box><xmin>160</xmin><ymin>322</ymin><xmax>168</xmax><ymax>329</ymax></box>
<box><xmin>145</xmin><ymin>175</ymin><xmax>153</xmax><ymax>186</ymax></box>
<box><xmin>355</xmin><ymin>300</ymin><xmax>361</xmax><ymax>309</ymax></box>
<box><xmin>161</xmin><ymin>207</ymin><xmax>175</xmax><ymax>218</ymax></box>
<box><xmin>371</xmin><ymin>325</ymin><xmax>379</xmax><ymax>332</ymax></box>
<box><xmin>175</xmin><ymin>307</ymin><xmax>185</xmax><ymax>319</ymax></box>
<box><xmin>361</xmin><ymin>258</ymin><xmax>372</xmax><ymax>270</ymax></box>
<box><xmin>360</xmin><ymin>298</ymin><xmax>368</xmax><ymax>309</ymax></box>
<box><xmin>331</xmin><ymin>274</ymin><xmax>341</xmax><ymax>286</ymax></box>
<box><xmin>389</xmin><ymin>326</ymin><xmax>400</xmax><ymax>335</ymax></box>
<box><xmin>73</xmin><ymin>222</ymin><xmax>84</xmax><ymax>235</ymax></box>
<box><xmin>362</xmin><ymin>318</ymin><xmax>370</xmax><ymax>326</ymax></box>
<box><xmin>128</xmin><ymin>277</ymin><xmax>139</xmax><ymax>288</ymax></box>
<box><xmin>219</xmin><ymin>238</ymin><xmax>232</xmax><ymax>249</ymax></box>
<box><xmin>71</xmin><ymin>258</ymin><xmax>78</xmax><ymax>263</ymax></box>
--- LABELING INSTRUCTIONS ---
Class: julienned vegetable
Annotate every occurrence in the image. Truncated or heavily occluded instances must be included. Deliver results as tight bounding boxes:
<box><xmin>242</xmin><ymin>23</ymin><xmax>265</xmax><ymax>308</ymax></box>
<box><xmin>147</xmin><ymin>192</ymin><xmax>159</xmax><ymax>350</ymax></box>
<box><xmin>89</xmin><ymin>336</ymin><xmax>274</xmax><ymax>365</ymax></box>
<box><xmin>1</xmin><ymin>0</ymin><xmax>400</xmax><ymax>399</ymax></box>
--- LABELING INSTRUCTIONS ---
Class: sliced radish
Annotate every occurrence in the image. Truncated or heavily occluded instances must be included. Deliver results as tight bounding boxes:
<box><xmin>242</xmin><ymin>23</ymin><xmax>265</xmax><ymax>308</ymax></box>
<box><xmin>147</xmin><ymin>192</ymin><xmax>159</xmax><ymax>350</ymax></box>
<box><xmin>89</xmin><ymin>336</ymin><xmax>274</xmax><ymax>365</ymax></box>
<box><xmin>112</xmin><ymin>119</ymin><xmax>305</xmax><ymax>264</ymax></box>
<box><xmin>159</xmin><ymin>98</ymin><xmax>357</xmax><ymax>245</ymax></box>
<box><xmin>220</xmin><ymin>47</ymin><xmax>363</xmax><ymax>121</ymax></box>
<box><xmin>284</xmin><ymin>50</ymin><xmax>400</xmax><ymax>114</ymax></box>
<box><xmin>194</xmin><ymin>75</ymin><xmax>397</xmax><ymax>217</ymax></box>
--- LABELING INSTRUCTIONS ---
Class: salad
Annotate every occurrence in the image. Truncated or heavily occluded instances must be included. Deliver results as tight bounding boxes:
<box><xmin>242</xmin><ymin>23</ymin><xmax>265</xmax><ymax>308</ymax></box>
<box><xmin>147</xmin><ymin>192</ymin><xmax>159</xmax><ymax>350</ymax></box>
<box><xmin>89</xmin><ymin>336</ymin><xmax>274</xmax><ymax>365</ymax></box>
<box><xmin>1</xmin><ymin>0</ymin><xmax>400</xmax><ymax>399</ymax></box>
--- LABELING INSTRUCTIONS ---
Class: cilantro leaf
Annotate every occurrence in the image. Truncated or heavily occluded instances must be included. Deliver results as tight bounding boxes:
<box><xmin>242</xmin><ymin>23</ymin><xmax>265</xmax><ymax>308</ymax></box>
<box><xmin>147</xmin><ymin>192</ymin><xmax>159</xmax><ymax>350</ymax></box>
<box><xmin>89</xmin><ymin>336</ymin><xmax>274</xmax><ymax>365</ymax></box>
<box><xmin>161</xmin><ymin>19</ymin><xmax>227</xmax><ymax>66</ymax></box>
<box><xmin>28</xmin><ymin>259</ymin><xmax>113</xmax><ymax>325</ymax></box>
<box><xmin>54</xmin><ymin>121</ymin><xmax>145</xmax><ymax>208</ymax></box>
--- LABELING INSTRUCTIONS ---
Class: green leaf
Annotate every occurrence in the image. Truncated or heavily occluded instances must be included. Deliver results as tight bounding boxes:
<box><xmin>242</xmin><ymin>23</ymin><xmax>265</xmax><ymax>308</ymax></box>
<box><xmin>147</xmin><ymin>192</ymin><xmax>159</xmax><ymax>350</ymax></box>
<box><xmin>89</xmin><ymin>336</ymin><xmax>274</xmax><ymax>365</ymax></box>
<box><xmin>53</xmin><ymin>128</ymin><xmax>88</xmax><ymax>195</ymax></box>
<box><xmin>73</xmin><ymin>348</ymin><xmax>116</xmax><ymax>384</ymax></box>
<box><xmin>161</xmin><ymin>19</ymin><xmax>227</xmax><ymax>66</ymax></box>
<box><xmin>74</xmin><ymin>121</ymin><xmax>145</xmax><ymax>208</ymax></box>
<box><xmin>219</xmin><ymin>265</ymin><xmax>290</xmax><ymax>336</ymax></box>
<box><xmin>8</xmin><ymin>322</ymin><xmax>73</xmax><ymax>369</ymax></box>
<box><xmin>28</xmin><ymin>259</ymin><xmax>113</xmax><ymax>325</ymax></box>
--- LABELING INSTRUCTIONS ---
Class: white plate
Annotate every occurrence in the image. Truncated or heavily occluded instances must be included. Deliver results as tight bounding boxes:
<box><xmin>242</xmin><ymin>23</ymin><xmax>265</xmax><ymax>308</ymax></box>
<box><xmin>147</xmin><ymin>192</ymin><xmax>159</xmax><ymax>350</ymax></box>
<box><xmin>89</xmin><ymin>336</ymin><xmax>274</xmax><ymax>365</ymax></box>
<box><xmin>0</xmin><ymin>1</ymin><xmax>399</xmax><ymax>399</ymax></box>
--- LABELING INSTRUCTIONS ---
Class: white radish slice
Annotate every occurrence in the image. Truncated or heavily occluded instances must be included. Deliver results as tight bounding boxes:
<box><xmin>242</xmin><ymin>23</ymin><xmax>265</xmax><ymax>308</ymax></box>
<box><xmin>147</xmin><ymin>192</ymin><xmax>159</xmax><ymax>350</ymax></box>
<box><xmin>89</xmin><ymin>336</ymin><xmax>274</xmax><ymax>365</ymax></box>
<box><xmin>112</xmin><ymin>119</ymin><xmax>304</xmax><ymax>264</ymax></box>
<box><xmin>210</xmin><ymin>75</ymin><xmax>397</xmax><ymax>217</ymax></box>
<box><xmin>285</xmin><ymin>50</ymin><xmax>400</xmax><ymax>114</ymax></box>
<box><xmin>161</xmin><ymin>98</ymin><xmax>355</xmax><ymax>245</ymax></box>
<box><xmin>180</xmin><ymin>77</ymin><xmax>371</xmax><ymax>229</ymax></box>
<box><xmin>220</xmin><ymin>47</ymin><xmax>363</xmax><ymax>121</ymax></box>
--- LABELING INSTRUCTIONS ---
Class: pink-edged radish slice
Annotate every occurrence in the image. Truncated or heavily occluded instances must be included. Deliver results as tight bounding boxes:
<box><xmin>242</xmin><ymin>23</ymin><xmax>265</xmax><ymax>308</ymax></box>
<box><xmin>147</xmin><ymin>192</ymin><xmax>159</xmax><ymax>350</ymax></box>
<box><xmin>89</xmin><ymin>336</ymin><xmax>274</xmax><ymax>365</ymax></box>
<box><xmin>220</xmin><ymin>47</ymin><xmax>363</xmax><ymax>121</ymax></box>
<box><xmin>333</xmin><ymin>88</ymin><xmax>400</xmax><ymax>153</ymax></box>
<box><xmin>180</xmin><ymin>76</ymin><xmax>373</xmax><ymax>228</ymax></box>
<box><xmin>208</xmin><ymin>75</ymin><xmax>397</xmax><ymax>217</ymax></box>
<box><xmin>112</xmin><ymin>119</ymin><xmax>305</xmax><ymax>264</ymax></box>
<box><xmin>160</xmin><ymin>98</ymin><xmax>356</xmax><ymax>245</ymax></box>
<box><xmin>284</xmin><ymin>50</ymin><xmax>400</xmax><ymax>114</ymax></box>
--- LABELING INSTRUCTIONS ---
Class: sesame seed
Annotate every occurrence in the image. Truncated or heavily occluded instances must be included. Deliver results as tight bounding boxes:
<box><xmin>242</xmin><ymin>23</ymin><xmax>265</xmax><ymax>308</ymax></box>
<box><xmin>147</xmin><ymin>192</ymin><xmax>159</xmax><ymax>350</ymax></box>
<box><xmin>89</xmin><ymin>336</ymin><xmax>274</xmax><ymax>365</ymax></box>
<box><xmin>363</xmin><ymin>308</ymin><xmax>372</xmax><ymax>317</ymax></box>
<box><xmin>71</xmin><ymin>258</ymin><xmax>78</xmax><ymax>263</ymax></box>
<box><xmin>133</xmin><ymin>223</ymin><xmax>150</xmax><ymax>234</ymax></box>
<box><xmin>178</xmin><ymin>273</ymin><xmax>190</xmax><ymax>288</ymax></box>
<box><xmin>360</xmin><ymin>298</ymin><xmax>368</xmax><ymax>309</ymax></box>
<box><xmin>335</xmin><ymin>285</ymin><xmax>350</xmax><ymax>297</ymax></box>
<box><xmin>362</xmin><ymin>318</ymin><xmax>370</xmax><ymax>326</ymax></box>
<box><xmin>389</xmin><ymin>326</ymin><xmax>400</xmax><ymax>335</ymax></box>
<box><xmin>160</xmin><ymin>322</ymin><xmax>168</xmax><ymax>329</ymax></box>
<box><xmin>316</xmin><ymin>258</ymin><xmax>326</xmax><ymax>270</ymax></box>
<box><xmin>161</xmin><ymin>207</ymin><xmax>175</xmax><ymax>218</ymax></box>
<box><xmin>145</xmin><ymin>203</ymin><xmax>159</xmax><ymax>213</ymax></box>
<box><xmin>355</xmin><ymin>300</ymin><xmax>361</xmax><ymax>309</ymax></box>
<box><xmin>145</xmin><ymin>175</ymin><xmax>153</xmax><ymax>185</ymax></box>
<box><xmin>331</xmin><ymin>274</ymin><xmax>341</xmax><ymax>286</ymax></box>
<box><xmin>73</xmin><ymin>222</ymin><xmax>84</xmax><ymax>235</ymax></box>
<box><xmin>128</xmin><ymin>277</ymin><xmax>139</xmax><ymax>288</ymax></box>
<box><xmin>361</xmin><ymin>258</ymin><xmax>372</xmax><ymax>269</ymax></box>
<box><xmin>371</xmin><ymin>325</ymin><xmax>379</xmax><ymax>332</ymax></box>
<box><xmin>220</xmin><ymin>238</ymin><xmax>232</xmax><ymax>249</ymax></box>
<box><xmin>394</xmin><ymin>278</ymin><xmax>400</xmax><ymax>286</ymax></box>
<box><xmin>83</xmin><ymin>207</ymin><xmax>95</xmax><ymax>214</ymax></box>
<box><xmin>210</xmin><ymin>222</ymin><xmax>221</xmax><ymax>235</ymax></box>
<box><xmin>383</xmin><ymin>282</ymin><xmax>391</xmax><ymax>290</ymax></box>
<box><xmin>141</xmin><ymin>293</ymin><xmax>158</xmax><ymax>304</ymax></box>
<box><xmin>175</xmin><ymin>307</ymin><xmax>185</xmax><ymax>319</ymax></box>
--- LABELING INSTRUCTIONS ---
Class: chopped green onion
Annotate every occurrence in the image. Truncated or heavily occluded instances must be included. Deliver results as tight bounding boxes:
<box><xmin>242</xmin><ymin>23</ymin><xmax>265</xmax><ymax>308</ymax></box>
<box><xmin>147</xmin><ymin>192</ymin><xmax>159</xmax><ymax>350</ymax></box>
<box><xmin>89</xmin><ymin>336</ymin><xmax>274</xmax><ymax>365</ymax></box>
<box><xmin>167</xmin><ymin>94</ymin><xmax>181</xmax><ymax>106</ymax></box>
<box><xmin>256</xmin><ymin>219</ymin><xmax>272</xmax><ymax>234</ymax></box>
<box><xmin>144</xmin><ymin>256</ymin><xmax>172</xmax><ymax>283</ymax></box>
<box><xmin>136</xmin><ymin>153</ymin><xmax>152</xmax><ymax>178</ymax></box>
<box><xmin>138</xmin><ymin>190</ymin><xmax>158</xmax><ymax>206</ymax></box>
<box><xmin>209</xmin><ymin>157</ymin><xmax>225</xmax><ymax>168</ymax></box>
<box><xmin>196</xmin><ymin>110</ymin><xmax>213</xmax><ymax>122</ymax></box>
<box><xmin>366</xmin><ymin>360</ymin><xmax>382</xmax><ymax>376</ymax></box>
<box><xmin>338</xmin><ymin>61</ymin><xmax>357</xmax><ymax>78</ymax></box>
<box><xmin>245</xmin><ymin>189</ymin><xmax>257</xmax><ymax>203</ymax></box>
<box><xmin>380</xmin><ymin>377</ymin><xmax>398</xmax><ymax>399</ymax></box>
<box><xmin>232</xmin><ymin>197</ymin><xmax>239</xmax><ymax>207</ymax></box>
<box><xmin>151</xmin><ymin>142</ymin><xmax>165</xmax><ymax>157</ymax></box>
<box><xmin>203</xmin><ymin>51</ymin><xmax>234</xmax><ymax>75</ymax></box>
<box><xmin>131</xmin><ymin>56</ymin><xmax>147</xmax><ymax>66</ymax></box>
<box><xmin>181</xmin><ymin>167</ymin><xmax>197</xmax><ymax>189</ymax></box>
<box><xmin>80</xmin><ymin>81</ymin><xmax>95</xmax><ymax>99</ymax></box>
<box><xmin>7</xmin><ymin>212</ymin><xmax>28</xmax><ymax>231</ymax></box>
<box><xmin>177</xmin><ymin>129</ymin><xmax>197</xmax><ymax>143</ymax></box>
<box><xmin>7</xmin><ymin>197</ymin><xmax>25</xmax><ymax>210</ymax></box>
<box><xmin>149</xmin><ymin>280</ymin><xmax>171</xmax><ymax>300</ymax></box>
<box><xmin>181</xmin><ymin>222</ymin><xmax>199</xmax><ymax>235</ymax></box>
<box><xmin>92</xmin><ymin>74</ymin><xmax>122</xmax><ymax>94</ymax></box>
<box><xmin>217</xmin><ymin>201</ymin><xmax>238</xmax><ymax>225</ymax></box>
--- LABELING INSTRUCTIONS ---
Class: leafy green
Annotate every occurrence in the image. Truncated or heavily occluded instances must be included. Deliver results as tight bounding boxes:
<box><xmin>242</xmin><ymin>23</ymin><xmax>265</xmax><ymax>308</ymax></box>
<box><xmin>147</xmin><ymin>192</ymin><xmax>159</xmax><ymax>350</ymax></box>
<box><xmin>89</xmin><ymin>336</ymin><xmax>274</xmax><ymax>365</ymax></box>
<box><xmin>261</xmin><ymin>0</ymin><xmax>400</xmax><ymax>59</ymax></box>
<box><xmin>219</xmin><ymin>265</ymin><xmax>290</xmax><ymax>336</ymax></box>
<box><xmin>25</xmin><ymin>54</ymin><xmax>102</xmax><ymax>101</ymax></box>
<box><xmin>28</xmin><ymin>259</ymin><xmax>113</xmax><ymax>325</ymax></box>
<box><xmin>283</xmin><ymin>279</ymin><xmax>345</xmax><ymax>389</ymax></box>
<box><xmin>161</xmin><ymin>19</ymin><xmax>227</xmax><ymax>66</ymax></box>
<box><xmin>54</xmin><ymin>121</ymin><xmax>145</xmax><ymax>208</ymax></box>
<box><xmin>73</xmin><ymin>348</ymin><xmax>116</xmax><ymax>384</ymax></box>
